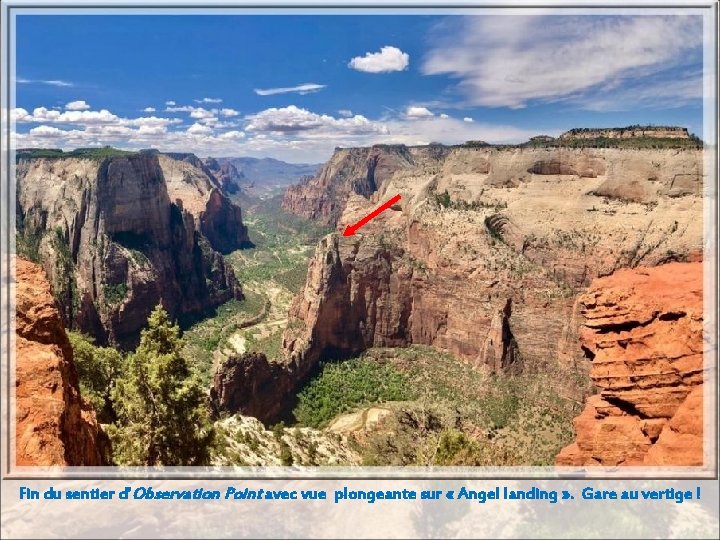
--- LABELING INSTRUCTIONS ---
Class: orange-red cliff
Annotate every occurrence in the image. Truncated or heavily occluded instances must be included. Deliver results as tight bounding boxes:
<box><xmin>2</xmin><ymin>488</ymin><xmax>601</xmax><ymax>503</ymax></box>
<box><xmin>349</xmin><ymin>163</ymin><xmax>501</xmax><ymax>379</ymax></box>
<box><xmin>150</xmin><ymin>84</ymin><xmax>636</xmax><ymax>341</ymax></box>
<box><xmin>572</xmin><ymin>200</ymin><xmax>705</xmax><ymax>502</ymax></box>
<box><xmin>556</xmin><ymin>261</ymin><xmax>705</xmax><ymax>466</ymax></box>
<box><xmin>15</xmin><ymin>258</ymin><xmax>111</xmax><ymax>466</ymax></box>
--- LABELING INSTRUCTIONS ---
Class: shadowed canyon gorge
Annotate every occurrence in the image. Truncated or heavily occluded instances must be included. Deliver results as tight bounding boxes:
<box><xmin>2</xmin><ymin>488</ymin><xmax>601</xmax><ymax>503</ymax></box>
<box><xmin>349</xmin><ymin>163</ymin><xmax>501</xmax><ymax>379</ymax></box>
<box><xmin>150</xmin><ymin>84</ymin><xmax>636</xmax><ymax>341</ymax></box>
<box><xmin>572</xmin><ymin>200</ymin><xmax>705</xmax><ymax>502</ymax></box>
<box><xmin>15</xmin><ymin>128</ymin><xmax>710</xmax><ymax>467</ymax></box>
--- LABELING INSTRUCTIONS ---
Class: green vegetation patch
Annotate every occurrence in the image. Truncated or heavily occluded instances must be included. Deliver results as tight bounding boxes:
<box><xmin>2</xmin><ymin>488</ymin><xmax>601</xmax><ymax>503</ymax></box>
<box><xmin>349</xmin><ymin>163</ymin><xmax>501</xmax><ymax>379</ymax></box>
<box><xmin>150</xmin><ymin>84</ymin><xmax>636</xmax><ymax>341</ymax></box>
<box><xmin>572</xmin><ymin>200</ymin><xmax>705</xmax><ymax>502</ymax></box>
<box><xmin>181</xmin><ymin>293</ymin><xmax>268</xmax><ymax>385</ymax></box>
<box><xmin>300</xmin><ymin>345</ymin><xmax>585</xmax><ymax>467</ymax></box>
<box><xmin>68</xmin><ymin>332</ymin><xmax>123</xmax><ymax>424</ymax></box>
<box><xmin>17</xmin><ymin>146</ymin><xmax>137</xmax><ymax>160</ymax></box>
<box><xmin>293</xmin><ymin>357</ymin><xmax>417</xmax><ymax>428</ymax></box>
<box><xmin>103</xmin><ymin>283</ymin><xmax>128</xmax><ymax>306</ymax></box>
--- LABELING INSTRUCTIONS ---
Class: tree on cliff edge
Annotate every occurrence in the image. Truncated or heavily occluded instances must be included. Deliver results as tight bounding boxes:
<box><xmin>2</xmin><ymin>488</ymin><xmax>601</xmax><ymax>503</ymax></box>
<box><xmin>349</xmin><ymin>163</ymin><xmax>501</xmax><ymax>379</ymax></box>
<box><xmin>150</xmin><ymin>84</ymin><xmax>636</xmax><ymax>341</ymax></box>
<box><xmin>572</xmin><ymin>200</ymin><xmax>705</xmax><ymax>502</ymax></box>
<box><xmin>109</xmin><ymin>305</ymin><xmax>213</xmax><ymax>466</ymax></box>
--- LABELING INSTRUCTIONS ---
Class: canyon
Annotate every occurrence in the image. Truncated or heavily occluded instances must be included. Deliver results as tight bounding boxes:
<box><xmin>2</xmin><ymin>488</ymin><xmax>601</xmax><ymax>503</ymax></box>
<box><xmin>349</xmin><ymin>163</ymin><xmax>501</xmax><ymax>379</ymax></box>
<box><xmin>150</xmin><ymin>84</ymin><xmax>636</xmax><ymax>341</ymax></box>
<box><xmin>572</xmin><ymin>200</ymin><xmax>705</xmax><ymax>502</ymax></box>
<box><xmin>213</xmin><ymin>138</ymin><xmax>707</xmax><ymax>453</ymax></box>
<box><xmin>16</xmin><ymin>129</ymin><xmax>708</xmax><ymax>467</ymax></box>
<box><xmin>16</xmin><ymin>150</ymin><xmax>249</xmax><ymax>349</ymax></box>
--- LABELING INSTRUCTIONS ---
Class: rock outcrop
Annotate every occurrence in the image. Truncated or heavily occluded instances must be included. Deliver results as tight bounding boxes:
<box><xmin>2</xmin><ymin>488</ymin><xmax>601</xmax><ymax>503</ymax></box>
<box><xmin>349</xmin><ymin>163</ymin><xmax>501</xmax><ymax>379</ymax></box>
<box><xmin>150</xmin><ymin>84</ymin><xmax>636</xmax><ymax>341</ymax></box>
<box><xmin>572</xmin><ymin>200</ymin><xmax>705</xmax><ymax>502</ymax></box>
<box><xmin>159</xmin><ymin>153</ymin><xmax>251</xmax><ymax>253</ymax></box>
<box><xmin>556</xmin><ymin>262</ymin><xmax>705</xmax><ymax>466</ymax></box>
<box><xmin>285</xmin><ymin>144</ymin><xmax>702</xmax><ymax>227</ymax></box>
<box><xmin>477</xmin><ymin>298</ymin><xmax>521</xmax><ymax>373</ymax></box>
<box><xmin>559</xmin><ymin>126</ymin><xmax>690</xmax><ymax>140</ymax></box>
<box><xmin>210</xmin><ymin>352</ymin><xmax>294</xmax><ymax>424</ymax></box>
<box><xmin>15</xmin><ymin>258</ymin><xmax>111</xmax><ymax>466</ymax></box>
<box><xmin>16</xmin><ymin>152</ymin><xmax>244</xmax><ymax>349</ymax></box>
<box><xmin>203</xmin><ymin>157</ymin><xmax>245</xmax><ymax>194</ymax></box>
<box><xmin>282</xmin><ymin>145</ymin><xmax>418</xmax><ymax>226</ymax></box>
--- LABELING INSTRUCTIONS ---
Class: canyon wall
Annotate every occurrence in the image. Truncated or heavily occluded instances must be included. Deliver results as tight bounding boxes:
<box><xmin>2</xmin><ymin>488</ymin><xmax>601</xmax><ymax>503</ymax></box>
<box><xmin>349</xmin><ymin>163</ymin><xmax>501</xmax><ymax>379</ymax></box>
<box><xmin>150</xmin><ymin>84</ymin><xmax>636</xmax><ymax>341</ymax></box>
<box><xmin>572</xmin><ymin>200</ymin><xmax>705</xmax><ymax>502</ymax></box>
<box><xmin>16</xmin><ymin>258</ymin><xmax>111</xmax><ymax>466</ymax></box>
<box><xmin>282</xmin><ymin>145</ymin><xmax>423</xmax><ymax>226</ymax></box>
<box><xmin>283</xmin><ymin>145</ymin><xmax>702</xmax><ymax>228</ymax></box>
<box><xmin>280</xmin><ymin>144</ymin><xmax>703</xmax><ymax>375</ymax></box>
<box><xmin>559</xmin><ymin>126</ymin><xmax>690</xmax><ymax>140</ymax></box>
<box><xmin>159</xmin><ymin>154</ymin><xmax>251</xmax><ymax>253</ymax></box>
<box><xmin>214</xmin><ymin>141</ymin><xmax>705</xmax><ymax>430</ymax></box>
<box><xmin>16</xmin><ymin>152</ymin><xmax>247</xmax><ymax>349</ymax></box>
<box><xmin>556</xmin><ymin>262</ymin><xmax>705</xmax><ymax>466</ymax></box>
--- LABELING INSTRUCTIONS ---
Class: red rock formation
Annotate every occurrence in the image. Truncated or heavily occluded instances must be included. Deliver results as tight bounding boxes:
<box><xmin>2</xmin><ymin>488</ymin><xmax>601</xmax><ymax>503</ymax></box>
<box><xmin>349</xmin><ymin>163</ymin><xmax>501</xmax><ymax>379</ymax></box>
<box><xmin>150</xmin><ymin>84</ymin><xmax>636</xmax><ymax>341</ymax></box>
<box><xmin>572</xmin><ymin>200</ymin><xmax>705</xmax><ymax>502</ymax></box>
<box><xmin>477</xmin><ymin>298</ymin><xmax>520</xmax><ymax>373</ymax></box>
<box><xmin>556</xmin><ymin>262</ymin><xmax>704</xmax><ymax>466</ymax></box>
<box><xmin>15</xmin><ymin>258</ymin><xmax>111</xmax><ymax>466</ymax></box>
<box><xmin>210</xmin><ymin>352</ymin><xmax>293</xmax><ymax>424</ymax></box>
<box><xmin>282</xmin><ymin>145</ymin><xmax>417</xmax><ymax>226</ymax></box>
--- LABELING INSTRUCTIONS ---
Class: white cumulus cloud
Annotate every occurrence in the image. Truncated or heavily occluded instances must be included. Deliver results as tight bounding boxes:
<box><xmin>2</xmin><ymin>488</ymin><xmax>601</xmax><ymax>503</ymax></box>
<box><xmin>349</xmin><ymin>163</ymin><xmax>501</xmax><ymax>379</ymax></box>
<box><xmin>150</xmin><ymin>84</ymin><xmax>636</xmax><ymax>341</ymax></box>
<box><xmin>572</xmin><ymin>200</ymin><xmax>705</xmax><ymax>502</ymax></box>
<box><xmin>143</xmin><ymin>107</ymin><xmax>156</xmax><ymax>113</ymax></box>
<box><xmin>348</xmin><ymin>46</ymin><xmax>409</xmax><ymax>73</ymax></box>
<box><xmin>29</xmin><ymin>125</ymin><xmax>65</xmax><ymax>137</ymax></box>
<box><xmin>220</xmin><ymin>108</ymin><xmax>239</xmax><ymax>117</ymax></box>
<box><xmin>190</xmin><ymin>107</ymin><xmax>216</xmax><ymax>119</ymax></box>
<box><xmin>65</xmin><ymin>100</ymin><xmax>91</xmax><ymax>111</ymax></box>
<box><xmin>246</xmin><ymin>105</ymin><xmax>386</xmax><ymax>136</ymax></box>
<box><xmin>165</xmin><ymin>100</ymin><xmax>176</xmax><ymax>106</ymax></box>
<box><xmin>195</xmin><ymin>97</ymin><xmax>223</xmax><ymax>103</ymax></box>
<box><xmin>463</xmin><ymin>117</ymin><xmax>474</xmax><ymax>123</ymax></box>
<box><xmin>219</xmin><ymin>130</ymin><xmax>246</xmax><ymax>140</ymax></box>
<box><xmin>187</xmin><ymin>123</ymin><xmax>213</xmax><ymax>135</ymax></box>
<box><xmin>406</xmin><ymin>106</ymin><xmax>434</xmax><ymax>118</ymax></box>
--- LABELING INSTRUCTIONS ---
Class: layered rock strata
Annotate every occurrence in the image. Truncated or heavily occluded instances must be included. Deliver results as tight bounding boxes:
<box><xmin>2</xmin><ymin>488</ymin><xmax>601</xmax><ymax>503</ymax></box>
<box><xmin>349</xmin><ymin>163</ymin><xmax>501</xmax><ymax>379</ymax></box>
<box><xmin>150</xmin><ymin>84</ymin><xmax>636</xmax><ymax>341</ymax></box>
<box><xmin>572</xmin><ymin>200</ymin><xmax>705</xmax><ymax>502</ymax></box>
<box><xmin>556</xmin><ymin>262</ymin><xmax>705</xmax><ymax>466</ymax></box>
<box><xmin>16</xmin><ymin>152</ymin><xmax>245</xmax><ymax>348</ymax></box>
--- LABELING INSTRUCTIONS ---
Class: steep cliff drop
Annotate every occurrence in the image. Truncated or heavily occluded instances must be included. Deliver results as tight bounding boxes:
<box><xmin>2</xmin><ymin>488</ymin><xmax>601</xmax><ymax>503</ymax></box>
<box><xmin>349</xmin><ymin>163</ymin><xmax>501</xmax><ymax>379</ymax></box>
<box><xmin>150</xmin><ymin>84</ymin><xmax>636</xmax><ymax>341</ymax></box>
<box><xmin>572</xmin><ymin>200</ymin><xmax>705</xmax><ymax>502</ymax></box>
<box><xmin>556</xmin><ymin>261</ymin><xmax>705</xmax><ymax>466</ymax></box>
<box><xmin>282</xmin><ymin>145</ymin><xmax>418</xmax><ymax>226</ymax></box>
<box><xmin>15</xmin><ymin>258</ymin><xmax>111</xmax><ymax>466</ymax></box>
<box><xmin>279</xmin><ymin>141</ymin><xmax>703</xmax><ymax>383</ymax></box>
<box><xmin>16</xmin><ymin>151</ymin><xmax>247</xmax><ymax>349</ymax></box>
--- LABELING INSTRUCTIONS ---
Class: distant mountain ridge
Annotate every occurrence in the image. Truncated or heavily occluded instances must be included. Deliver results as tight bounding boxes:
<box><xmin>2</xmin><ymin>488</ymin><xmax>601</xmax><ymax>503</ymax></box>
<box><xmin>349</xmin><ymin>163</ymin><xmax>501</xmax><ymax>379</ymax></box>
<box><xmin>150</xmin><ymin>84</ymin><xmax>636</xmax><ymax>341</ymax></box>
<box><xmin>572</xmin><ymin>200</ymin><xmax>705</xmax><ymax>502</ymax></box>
<box><xmin>218</xmin><ymin>157</ymin><xmax>320</xmax><ymax>184</ymax></box>
<box><xmin>211</xmin><ymin>157</ymin><xmax>321</xmax><ymax>198</ymax></box>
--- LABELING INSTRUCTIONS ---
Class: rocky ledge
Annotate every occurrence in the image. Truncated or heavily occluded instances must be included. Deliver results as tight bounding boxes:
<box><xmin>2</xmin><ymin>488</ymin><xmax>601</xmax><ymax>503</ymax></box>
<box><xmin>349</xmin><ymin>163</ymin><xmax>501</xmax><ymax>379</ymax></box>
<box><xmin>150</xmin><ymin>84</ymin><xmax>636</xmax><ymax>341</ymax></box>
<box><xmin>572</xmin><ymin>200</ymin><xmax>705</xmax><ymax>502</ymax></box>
<box><xmin>556</xmin><ymin>261</ymin><xmax>705</xmax><ymax>466</ymax></box>
<box><xmin>15</xmin><ymin>258</ymin><xmax>111</xmax><ymax>466</ymax></box>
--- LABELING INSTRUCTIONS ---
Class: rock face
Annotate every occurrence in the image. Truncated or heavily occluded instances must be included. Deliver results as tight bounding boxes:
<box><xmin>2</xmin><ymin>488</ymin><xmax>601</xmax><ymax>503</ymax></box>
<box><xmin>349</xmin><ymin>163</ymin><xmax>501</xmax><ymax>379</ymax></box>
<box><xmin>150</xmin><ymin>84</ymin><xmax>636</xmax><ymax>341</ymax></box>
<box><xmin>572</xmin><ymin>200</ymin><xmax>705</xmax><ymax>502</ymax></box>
<box><xmin>477</xmin><ymin>298</ymin><xmax>521</xmax><ymax>373</ymax></box>
<box><xmin>284</xmin><ymin>145</ymin><xmax>703</xmax><ymax>227</ymax></box>
<box><xmin>210</xmin><ymin>352</ymin><xmax>294</xmax><ymax>424</ymax></box>
<box><xmin>282</xmin><ymin>145</ymin><xmax>417</xmax><ymax>226</ymax></box>
<box><xmin>272</xmin><ymin>142</ymin><xmax>703</xmax><ymax>417</ymax></box>
<box><xmin>16</xmin><ymin>152</ymin><xmax>245</xmax><ymax>349</ymax></box>
<box><xmin>559</xmin><ymin>126</ymin><xmax>690</xmax><ymax>140</ymax></box>
<box><xmin>203</xmin><ymin>157</ymin><xmax>245</xmax><ymax>194</ymax></box>
<box><xmin>15</xmin><ymin>258</ymin><xmax>111</xmax><ymax>466</ymax></box>
<box><xmin>159</xmin><ymin>153</ymin><xmax>251</xmax><ymax>253</ymax></box>
<box><xmin>556</xmin><ymin>262</ymin><xmax>704</xmax><ymax>466</ymax></box>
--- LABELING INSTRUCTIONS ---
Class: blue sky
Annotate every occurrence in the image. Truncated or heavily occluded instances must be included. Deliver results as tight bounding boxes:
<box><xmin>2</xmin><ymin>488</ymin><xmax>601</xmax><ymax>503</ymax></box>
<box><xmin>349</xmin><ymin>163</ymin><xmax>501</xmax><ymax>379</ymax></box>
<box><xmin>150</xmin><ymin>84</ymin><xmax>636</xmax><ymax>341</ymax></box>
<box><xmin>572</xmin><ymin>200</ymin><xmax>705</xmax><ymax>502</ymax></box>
<box><xmin>13</xmin><ymin>13</ymin><xmax>706</xmax><ymax>162</ymax></box>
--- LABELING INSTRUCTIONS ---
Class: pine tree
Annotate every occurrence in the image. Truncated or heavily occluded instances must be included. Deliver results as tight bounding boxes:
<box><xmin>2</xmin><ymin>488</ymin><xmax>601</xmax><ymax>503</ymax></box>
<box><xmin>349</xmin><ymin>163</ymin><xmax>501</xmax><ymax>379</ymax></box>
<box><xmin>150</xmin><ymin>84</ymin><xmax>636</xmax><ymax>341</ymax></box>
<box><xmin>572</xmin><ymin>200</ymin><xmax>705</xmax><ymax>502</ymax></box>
<box><xmin>68</xmin><ymin>331</ymin><xmax>123</xmax><ymax>424</ymax></box>
<box><xmin>109</xmin><ymin>305</ymin><xmax>213</xmax><ymax>466</ymax></box>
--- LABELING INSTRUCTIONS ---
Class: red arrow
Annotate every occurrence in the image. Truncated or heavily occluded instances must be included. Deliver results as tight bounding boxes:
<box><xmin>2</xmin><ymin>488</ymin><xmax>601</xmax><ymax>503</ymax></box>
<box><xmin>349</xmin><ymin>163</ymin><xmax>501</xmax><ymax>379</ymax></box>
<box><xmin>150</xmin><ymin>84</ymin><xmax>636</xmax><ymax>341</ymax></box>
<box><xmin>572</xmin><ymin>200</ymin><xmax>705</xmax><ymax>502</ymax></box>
<box><xmin>342</xmin><ymin>194</ymin><xmax>402</xmax><ymax>237</ymax></box>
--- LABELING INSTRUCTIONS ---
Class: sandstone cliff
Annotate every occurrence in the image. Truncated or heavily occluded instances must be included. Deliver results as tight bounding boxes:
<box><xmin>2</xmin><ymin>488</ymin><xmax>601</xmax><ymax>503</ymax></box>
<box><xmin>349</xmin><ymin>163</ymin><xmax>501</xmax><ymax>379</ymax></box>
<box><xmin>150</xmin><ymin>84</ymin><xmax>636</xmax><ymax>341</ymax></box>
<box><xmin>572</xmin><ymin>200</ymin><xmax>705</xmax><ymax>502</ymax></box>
<box><xmin>210</xmin><ymin>352</ymin><xmax>294</xmax><ymax>424</ymax></box>
<box><xmin>203</xmin><ymin>157</ymin><xmax>245</xmax><ymax>194</ymax></box>
<box><xmin>283</xmin><ymin>145</ymin><xmax>703</xmax><ymax>228</ymax></box>
<box><xmin>266</xmin><ymin>143</ymin><xmax>704</xmax><ymax>419</ymax></box>
<box><xmin>159</xmin><ymin>154</ymin><xmax>251</xmax><ymax>253</ymax></box>
<box><xmin>15</xmin><ymin>258</ymin><xmax>111</xmax><ymax>466</ymax></box>
<box><xmin>282</xmin><ymin>145</ymin><xmax>421</xmax><ymax>226</ymax></box>
<box><xmin>16</xmin><ymin>152</ymin><xmax>245</xmax><ymax>349</ymax></box>
<box><xmin>556</xmin><ymin>262</ymin><xmax>705</xmax><ymax>466</ymax></box>
<box><xmin>559</xmin><ymin>126</ymin><xmax>690</xmax><ymax>140</ymax></box>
